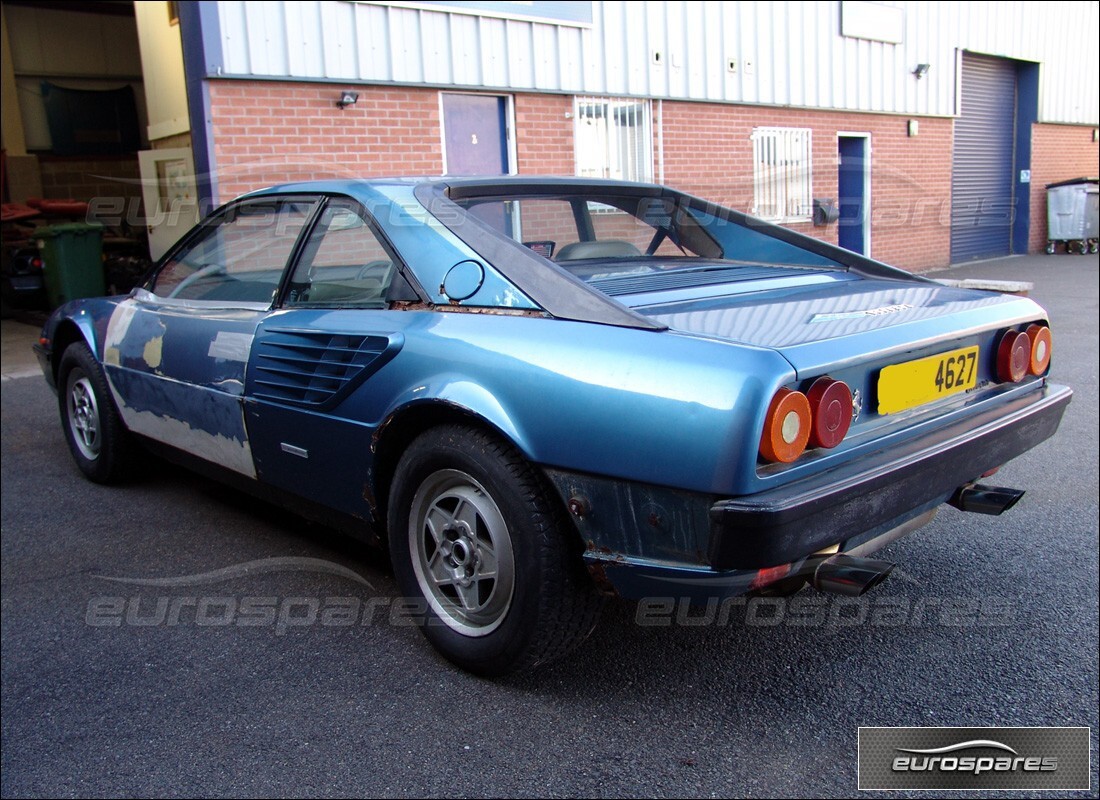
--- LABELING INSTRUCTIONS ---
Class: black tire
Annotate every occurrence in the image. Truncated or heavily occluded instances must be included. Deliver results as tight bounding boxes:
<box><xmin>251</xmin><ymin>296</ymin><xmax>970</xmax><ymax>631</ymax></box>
<box><xmin>387</xmin><ymin>425</ymin><xmax>603</xmax><ymax>676</ymax></box>
<box><xmin>57</xmin><ymin>342</ymin><xmax>135</xmax><ymax>484</ymax></box>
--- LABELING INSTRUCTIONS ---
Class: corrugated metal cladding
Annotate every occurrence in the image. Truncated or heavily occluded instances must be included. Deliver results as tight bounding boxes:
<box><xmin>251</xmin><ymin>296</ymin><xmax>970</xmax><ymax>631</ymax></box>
<box><xmin>950</xmin><ymin>53</ymin><xmax>1017</xmax><ymax>263</ymax></box>
<box><xmin>214</xmin><ymin>1</ymin><xmax>1099</xmax><ymax>124</ymax></box>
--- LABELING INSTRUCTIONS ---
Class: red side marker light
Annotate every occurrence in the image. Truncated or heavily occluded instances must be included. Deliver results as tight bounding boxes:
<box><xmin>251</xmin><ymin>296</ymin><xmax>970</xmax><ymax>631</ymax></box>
<box><xmin>806</xmin><ymin>377</ymin><xmax>853</xmax><ymax>449</ymax></box>
<box><xmin>996</xmin><ymin>329</ymin><xmax>1031</xmax><ymax>383</ymax></box>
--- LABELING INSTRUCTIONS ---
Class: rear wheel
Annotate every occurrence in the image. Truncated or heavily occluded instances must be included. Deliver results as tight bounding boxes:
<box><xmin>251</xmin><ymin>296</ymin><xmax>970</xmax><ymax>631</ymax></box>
<box><xmin>58</xmin><ymin>342</ymin><xmax>134</xmax><ymax>483</ymax></box>
<box><xmin>387</xmin><ymin>425</ymin><xmax>602</xmax><ymax>675</ymax></box>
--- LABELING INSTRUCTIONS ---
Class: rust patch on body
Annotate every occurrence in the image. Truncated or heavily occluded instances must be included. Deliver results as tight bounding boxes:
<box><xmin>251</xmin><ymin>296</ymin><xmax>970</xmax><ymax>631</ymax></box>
<box><xmin>586</xmin><ymin>540</ymin><xmax>616</xmax><ymax>557</ymax></box>
<box><xmin>389</xmin><ymin>300</ymin><xmax>545</xmax><ymax>318</ymax></box>
<box><xmin>362</xmin><ymin>479</ymin><xmax>378</xmax><ymax>519</ymax></box>
<box><xmin>437</xmin><ymin>305</ymin><xmax>546</xmax><ymax>318</ymax></box>
<box><xmin>371</xmin><ymin>413</ymin><xmax>395</xmax><ymax>454</ymax></box>
<box><xmin>584</xmin><ymin>561</ymin><xmax>620</xmax><ymax>597</ymax></box>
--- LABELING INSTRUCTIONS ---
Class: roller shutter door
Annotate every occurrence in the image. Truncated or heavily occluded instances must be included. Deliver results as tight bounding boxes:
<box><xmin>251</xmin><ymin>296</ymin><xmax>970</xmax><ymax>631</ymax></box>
<box><xmin>951</xmin><ymin>53</ymin><xmax>1017</xmax><ymax>262</ymax></box>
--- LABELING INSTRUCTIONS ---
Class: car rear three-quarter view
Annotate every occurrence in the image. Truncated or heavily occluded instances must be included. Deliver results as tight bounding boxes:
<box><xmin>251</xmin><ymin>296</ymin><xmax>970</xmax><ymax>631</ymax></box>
<box><xmin>35</xmin><ymin>177</ymin><xmax>1072</xmax><ymax>675</ymax></box>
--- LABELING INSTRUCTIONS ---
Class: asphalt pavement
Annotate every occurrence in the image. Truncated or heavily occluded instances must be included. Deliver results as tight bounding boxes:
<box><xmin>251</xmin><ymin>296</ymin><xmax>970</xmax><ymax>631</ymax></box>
<box><xmin>2</xmin><ymin>254</ymin><xmax>1098</xmax><ymax>798</ymax></box>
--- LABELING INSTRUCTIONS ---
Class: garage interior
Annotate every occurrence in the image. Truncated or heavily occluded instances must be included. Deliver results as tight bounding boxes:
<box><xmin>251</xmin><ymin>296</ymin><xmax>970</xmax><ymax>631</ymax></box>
<box><xmin>2</xmin><ymin>1</ymin><xmax>153</xmax><ymax>213</ymax></box>
<box><xmin>2</xmin><ymin>0</ymin><xmax>194</xmax><ymax>317</ymax></box>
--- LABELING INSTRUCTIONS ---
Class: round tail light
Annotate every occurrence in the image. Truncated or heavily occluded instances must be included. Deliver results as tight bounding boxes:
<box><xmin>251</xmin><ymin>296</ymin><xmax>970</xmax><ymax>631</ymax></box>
<box><xmin>996</xmin><ymin>329</ymin><xmax>1031</xmax><ymax>383</ymax></box>
<box><xmin>1026</xmin><ymin>324</ymin><xmax>1052</xmax><ymax>375</ymax></box>
<box><xmin>760</xmin><ymin>388</ymin><xmax>811</xmax><ymax>463</ymax></box>
<box><xmin>806</xmin><ymin>377</ymin><xmax>853</xmax><ymax>449</ymax></box>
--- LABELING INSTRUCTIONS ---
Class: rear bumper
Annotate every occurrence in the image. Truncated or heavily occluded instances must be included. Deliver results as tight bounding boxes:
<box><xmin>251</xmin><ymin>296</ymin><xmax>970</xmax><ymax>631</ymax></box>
<box><xmin>4</xmin><ymin>274</ymin><xmax>45</xmax><ymax>294</ymax></box>
<box><xmin>709</xmin><ymin>382</ymin><xmax>1072</xmax><ymax>569</ymax></box>
<box><xmin>560</xmin><ymin>382</ymin><xmax>1071</xmax><ymax>600</ymax></box>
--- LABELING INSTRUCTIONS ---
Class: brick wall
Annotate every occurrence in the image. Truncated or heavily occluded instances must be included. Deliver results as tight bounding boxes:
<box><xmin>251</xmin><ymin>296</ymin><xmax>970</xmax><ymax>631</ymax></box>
<box><xmin>206</xmin><ymin>80</ymin><xmax>1097</xmax><ymax>271</ymax></box>
<box><xmin>37</xmin><ymin>155</ymin><xmax>145</xmax><ymax>231</ymax></box>
<box><xmin>208</xmin><ymin>81</ymin><xmax>443</xmax><ymax>202</ymax></box>
<box><xmin>1028</xmin><ymin>124</ymin><xmax>1100</xmax><ymax>251</ymax></box>
<box><xmin>659</xmin><ymin>101</ymin><xmax>954</xmax><ymax>271</ymax></box>
<box><xmin>514</xmin><ymin>93</ymin><xmax>574</xmax><ymax>175</ymax></box>
<box><xmin>38</xmin><ymin>156</ymin><xmax>142</xmax><ymax>205</ymax></box>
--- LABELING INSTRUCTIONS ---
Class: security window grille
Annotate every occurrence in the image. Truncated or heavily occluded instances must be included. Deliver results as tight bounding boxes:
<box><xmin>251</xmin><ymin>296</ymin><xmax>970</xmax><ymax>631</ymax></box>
<box><xmin>575</xmin><ymin>97</ymin><xmax>652</xmax><ymax>183</ymax></box>
<box><xmin>751</xmin><ymin>127</ymin><xmax>813</xmax><ymax>223</ymax></box>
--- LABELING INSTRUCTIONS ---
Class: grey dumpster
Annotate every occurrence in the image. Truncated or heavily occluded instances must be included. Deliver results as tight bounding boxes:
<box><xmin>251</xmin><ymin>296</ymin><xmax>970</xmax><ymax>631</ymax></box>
<box><xmin>1046</xmin><ymin>177</ymin><xmax>1099</xmax><ymax>255</ymax></box>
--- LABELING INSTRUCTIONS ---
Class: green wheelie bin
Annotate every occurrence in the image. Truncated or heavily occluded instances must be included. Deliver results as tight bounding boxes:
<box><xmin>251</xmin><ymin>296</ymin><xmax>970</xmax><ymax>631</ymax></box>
<box><xmin>34</xmin><ymin>223</ymin><xmax>106</xmax><ymax>307</ymax></box>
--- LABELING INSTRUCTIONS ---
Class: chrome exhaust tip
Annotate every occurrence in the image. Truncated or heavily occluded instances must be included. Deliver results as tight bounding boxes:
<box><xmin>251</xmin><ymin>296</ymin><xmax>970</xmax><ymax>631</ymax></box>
<box><xmin>811</xmin><ymin>554</ymin><xmax>895</xmax><ymax>597</ymax></box>
<box><xmin>947</xmin><ymin>483</ymin><xmax>1026</xmax><ymax>516</ymax></box>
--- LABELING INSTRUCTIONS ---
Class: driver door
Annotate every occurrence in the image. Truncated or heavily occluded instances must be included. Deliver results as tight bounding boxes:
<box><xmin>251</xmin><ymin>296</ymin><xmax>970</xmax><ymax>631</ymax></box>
<box><xmin>102</xmin><ymin>197</ymin><xmax>319</xmax><ymax>478</ymax></box>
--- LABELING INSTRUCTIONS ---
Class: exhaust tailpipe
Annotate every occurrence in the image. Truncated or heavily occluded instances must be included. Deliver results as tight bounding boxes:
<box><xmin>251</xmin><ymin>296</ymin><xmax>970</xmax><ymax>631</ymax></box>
<box><xmin>811</xmin><ymin>554</ymin><xmax>895</xmax><ymax>597</ymax></box>
<box><xmin>947</xmin><ymin>483</ymin><xmax>1025</xmax><ymax>516</ymax></box>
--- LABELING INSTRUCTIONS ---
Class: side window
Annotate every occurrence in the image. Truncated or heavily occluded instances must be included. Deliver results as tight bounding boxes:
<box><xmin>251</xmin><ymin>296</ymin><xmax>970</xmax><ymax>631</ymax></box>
<box><xmin>286</xmin><ymin>200</ymin><xmax>397</xmax><ymax>307</ymax></box>
<box><xmin>151</xmin><ymin>200</ymin><xmax>315</xmax><ymax>303</ymax></box>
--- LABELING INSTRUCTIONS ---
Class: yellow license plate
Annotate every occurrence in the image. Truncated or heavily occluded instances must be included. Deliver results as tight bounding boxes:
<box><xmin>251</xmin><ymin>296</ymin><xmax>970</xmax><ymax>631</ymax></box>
<box><xmin>878</xmin><ymin>346</ymin><xmax>979</xmax><ymax>415</ymax></box>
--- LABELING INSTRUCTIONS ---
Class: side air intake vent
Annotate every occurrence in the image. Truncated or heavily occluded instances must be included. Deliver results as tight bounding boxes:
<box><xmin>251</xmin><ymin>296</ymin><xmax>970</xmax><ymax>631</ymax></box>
<box><xmin>252</xmin><ymin>329</ymin><xmax>401</xmax><ymax>408</ymax></box>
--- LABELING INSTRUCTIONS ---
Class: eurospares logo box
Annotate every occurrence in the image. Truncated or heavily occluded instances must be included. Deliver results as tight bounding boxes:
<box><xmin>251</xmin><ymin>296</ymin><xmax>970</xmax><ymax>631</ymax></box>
<box><xmin>858</xmin><ymin>727</ymin><xmax>1091</xmax><ymax>791</ymax></box>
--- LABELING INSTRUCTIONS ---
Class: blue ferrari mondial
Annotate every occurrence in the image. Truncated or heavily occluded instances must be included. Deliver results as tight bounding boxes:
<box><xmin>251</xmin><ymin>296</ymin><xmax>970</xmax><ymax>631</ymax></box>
<box><xmin>36</xmin><ymin>177</ymin><xmax>1071</xmax><ymax>674</ymax></box>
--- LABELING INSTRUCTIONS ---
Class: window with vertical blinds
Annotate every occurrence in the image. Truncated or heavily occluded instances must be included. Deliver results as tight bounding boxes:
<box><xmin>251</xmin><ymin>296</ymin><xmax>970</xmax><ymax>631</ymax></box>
<box><xmin>574</xmin><ymin>97</ymin><xmax>653</xmax><ymax>183</ymax></box>
<box><xmin>751</xmin><ymin>127</ymin><xmax>813</xmax><ymax>223</ymax></box>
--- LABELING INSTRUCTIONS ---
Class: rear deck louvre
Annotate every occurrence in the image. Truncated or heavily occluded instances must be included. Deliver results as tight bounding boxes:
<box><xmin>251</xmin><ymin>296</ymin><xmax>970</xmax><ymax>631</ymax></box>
<box><xmin>588</xmin><ymin>265</ymin><xmax>825</xmax><ymax>296</ymax></box>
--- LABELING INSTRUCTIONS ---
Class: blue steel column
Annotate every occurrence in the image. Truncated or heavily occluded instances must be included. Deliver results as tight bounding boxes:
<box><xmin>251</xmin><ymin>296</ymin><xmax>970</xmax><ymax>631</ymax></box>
<box><xmin>177</xmin><ymin>1</ymin><xmax>224</xmax><ymax>211</ymax></box>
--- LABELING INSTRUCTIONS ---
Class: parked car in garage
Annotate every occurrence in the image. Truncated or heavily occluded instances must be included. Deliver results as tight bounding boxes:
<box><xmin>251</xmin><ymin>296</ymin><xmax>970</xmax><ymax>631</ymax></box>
<box><xmin>34</xmin><ymin>177</ymin><xmax>1071</xmax><ymax>674</ymax></box>
<box><xmin>1</xmin><ymin>241</ymin><xmax>47</xmax><ymax>316</ymax></box>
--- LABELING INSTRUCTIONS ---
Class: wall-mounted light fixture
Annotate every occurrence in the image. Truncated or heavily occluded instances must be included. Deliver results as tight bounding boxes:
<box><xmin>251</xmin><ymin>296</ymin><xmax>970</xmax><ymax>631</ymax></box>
<box><xmin>912</xmin><ymin>63</ymin><xmax>930</xmax><ymax>79</ymax></box>
<box><xmin>336</xmin><ymin>90</ymin><xmax>359</xmax><ymax>109</ymax></box>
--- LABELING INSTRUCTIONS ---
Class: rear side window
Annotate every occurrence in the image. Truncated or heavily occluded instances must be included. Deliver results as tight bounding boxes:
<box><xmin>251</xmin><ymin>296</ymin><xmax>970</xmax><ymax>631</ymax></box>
<box><xmin>285</xmin><ymin>200</ymin><xmax>399</xmax><ymax>308</ymax></box>
<box><xmin>151</xmin><ymin>200</ymin><xmax>315</xmax><ymax>304</ymax></box>
<box><xmin>456</xmin><ymin>197</ymin><xmax>690</xmax><ymax>262</ymax></box>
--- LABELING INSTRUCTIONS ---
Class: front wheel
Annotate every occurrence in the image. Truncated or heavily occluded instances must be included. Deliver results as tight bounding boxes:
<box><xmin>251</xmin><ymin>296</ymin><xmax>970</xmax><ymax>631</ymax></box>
<box><xmin>58</xmin><ymin>342</ymin><xmax>134</xmax><ymax>483</ymax></box>
<box><xmin>387</xmin><ymin>425</ymin><xmax>602</xmax><ymax>675</ymax></box>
